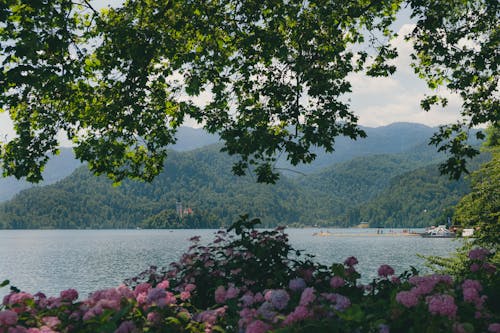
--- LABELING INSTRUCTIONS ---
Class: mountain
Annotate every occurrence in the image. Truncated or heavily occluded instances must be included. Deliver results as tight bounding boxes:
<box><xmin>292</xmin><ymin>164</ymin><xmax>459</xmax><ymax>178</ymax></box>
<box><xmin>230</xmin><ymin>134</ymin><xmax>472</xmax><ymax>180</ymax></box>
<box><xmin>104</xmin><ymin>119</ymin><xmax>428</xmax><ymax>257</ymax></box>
<box><xmin>0</xmin><ymin>123</ymin><xmax>455</xmax><ymax>202</ymax></box>
<box><xmin>276</xmin><ymin>123</ymin><xmax>438</xmax><ymax>174</ymax></box>
<box><xmin>0</xmin><ymin>139</ymin><xmax>484</xmax><ymax>229</ymax></box>
<box><xmin>355</xmin><ymin>153</ymin><xmax>491</xmax><ymax>227</ymax></box>
<box><xmin>0</xmin><ymin>148</ymin><xmax>81</xmax><ymax>202</ymax></box>
<box><xmin>0</xmin><ymin>145</ymin><xmax>306</xmax><ymax>229</ymax></box>
<box><xmin>172</xmin><ymin>126</ymin><xmax>219</xmax><ymax>151</ymax></box>
<box><xmin>0</xmin><ymin>123</ymin><xmax>436</xmax><ymax>202</ymax></box>
<box><xmin>0</xmin><ymin>127</ymin><xmax>219</xmax><ymax>202</ymax></box>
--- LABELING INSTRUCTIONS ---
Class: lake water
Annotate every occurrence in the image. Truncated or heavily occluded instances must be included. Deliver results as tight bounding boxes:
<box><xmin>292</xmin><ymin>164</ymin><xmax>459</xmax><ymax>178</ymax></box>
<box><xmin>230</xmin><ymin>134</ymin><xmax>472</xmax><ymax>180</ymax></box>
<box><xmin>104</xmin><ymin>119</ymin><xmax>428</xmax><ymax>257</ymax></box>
<box><xmin>0</xmin><ymin>228</ymin><xmax>462</xmax><ymax>298</ymax></box>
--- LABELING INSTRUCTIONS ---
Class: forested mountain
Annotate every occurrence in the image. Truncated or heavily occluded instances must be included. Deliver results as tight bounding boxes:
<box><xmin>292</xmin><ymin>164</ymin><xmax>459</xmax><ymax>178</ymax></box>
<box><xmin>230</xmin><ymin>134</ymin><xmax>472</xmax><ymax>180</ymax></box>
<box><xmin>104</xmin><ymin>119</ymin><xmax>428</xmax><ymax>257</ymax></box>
<box><xmin>0</xmin><ymin>148</ymin><xmax>80</xmax><ymax>202</ymax></box>
<box><xmin>355</xmin><ymin>154</ymin><xmax>490</xmax><ymax>227</ymax></box>
<box><xmin>277</xmin><ymin>122</ymin><xmax>440</xmax><ymax>174</ymax></box>
<box><xmin>0</xmin><ymin>138</ymin><xmax>484</xmax><ymax>229</ymax></box>
<box><xmin>0</xmin><ymin>146</ymin><xmax>305</xmax><ymax>229</ymax></box>
<box><xmin>0</xmin><ymin>127</ymin><xmax>219</xmax><ymax>202</ymax></box>
<box><xmin>1</xmin><ymin>123</ymin><xmax>472</xmax><ymax>202</ymax></box>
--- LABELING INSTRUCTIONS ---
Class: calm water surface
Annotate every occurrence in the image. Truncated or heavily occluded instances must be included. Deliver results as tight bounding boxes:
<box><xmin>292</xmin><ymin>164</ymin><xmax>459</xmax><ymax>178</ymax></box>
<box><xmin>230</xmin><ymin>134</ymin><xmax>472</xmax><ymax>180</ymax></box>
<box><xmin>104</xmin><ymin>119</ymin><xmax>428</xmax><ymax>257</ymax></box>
<box><xmin>0</xmin><ymin>229</ymin><xmax>462</xmax><ymax>298</ymax></box>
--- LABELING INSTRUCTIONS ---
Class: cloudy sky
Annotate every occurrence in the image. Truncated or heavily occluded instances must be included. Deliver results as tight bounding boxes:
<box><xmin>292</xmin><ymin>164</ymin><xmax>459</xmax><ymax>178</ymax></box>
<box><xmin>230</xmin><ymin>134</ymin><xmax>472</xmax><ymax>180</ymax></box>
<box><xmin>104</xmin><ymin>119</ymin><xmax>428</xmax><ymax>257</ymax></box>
<box><xmin>0</xmin><ymin>2</ymin><xmax>462</xmax><ymax>144</ymax></box>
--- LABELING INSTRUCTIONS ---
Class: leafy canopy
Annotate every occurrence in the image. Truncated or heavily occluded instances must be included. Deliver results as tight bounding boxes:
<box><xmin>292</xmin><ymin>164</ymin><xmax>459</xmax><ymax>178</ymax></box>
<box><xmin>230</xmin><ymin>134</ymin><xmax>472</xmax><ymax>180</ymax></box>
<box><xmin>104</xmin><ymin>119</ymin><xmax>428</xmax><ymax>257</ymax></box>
<box><xmin>0</xmin><ymin>0</ymin><xmax>498</xmax><ymax>183</ymax></box>
<box><xmin>453</xmin><ymin>124</ymin><xmax>500</xmax><ymax>251</ymax></box>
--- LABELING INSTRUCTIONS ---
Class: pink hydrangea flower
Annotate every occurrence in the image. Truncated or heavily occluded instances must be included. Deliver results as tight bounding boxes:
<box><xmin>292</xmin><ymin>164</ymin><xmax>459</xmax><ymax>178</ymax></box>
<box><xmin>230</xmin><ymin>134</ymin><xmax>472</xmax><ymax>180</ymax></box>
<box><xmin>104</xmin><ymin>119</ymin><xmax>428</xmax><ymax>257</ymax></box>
<box><xmin>0</xmin><ymin>310</ymin><xmax>18</xmax><ymax>326</ymax></box>
<box><xmin>116</xmin><ymin>285</ymin><xmax>134</xmax><ymax>299</ymax></box>
<box><xmin>461</xmin><ymin>279</ymin><xmax>486</xmax><ymax>310</ymax></box>
<box><xmin>7</xmin><ymin>326</ymin><xmax>28</xmax><ymax>333</ymax></box>
<box><xmin>196</xmin><ymin>306</ymin><xmax>226</xmax><ymax>326</ymax></box>
<box><xmin>180</xmin><ymin>291</ymin><xmax>191</xmax><ymax>301</ymax></box>
<box><xmin>147</xmin><ymin>311</ymin><xmax>161</xmax><ymax>325</ymax></box>
<box><xmin>395</xmin><ymin>290</ymin><xmax>419</xmax><ymax>308</ymax></box>
<box><xmin>214</xmin><ymin>286</ymin><xmax>226</xmax><ymax>304</ymax></box>
<box><xmin>6</xmin><ymin>292</ymin><xmax>33</xmax><ymax>306</ymax></box>
<box><xmin>225</xmin><ymin>285</ymin><xmax>239</xmax><ymax>300</ymax></box>
<box><xmin>41</xmin><ymin>316</ymin><xmax>60</xmax><ymax>329</ymax></box>
<box><xmin>246</xmin><ymin>320</ymin><xmax>272</xmax><ymax>333</ymax></box>
<box><xmin>253</xmin><ymin>292</ymin><xmax>264</xmax><ymax>303</ymax></box>
<box><xmin>136</xmin><ymin>292</ymin><xmax>147</xmax><ymax>305</ymax></box>
<box><xmin>133</xmin><ymin>283</ymin><xmax>151</xmax><ymax>297</ymax></box>
<box><xmin>299</xmin><ymin>287</ymin><xmax>315</xmax><ymax>306</ymax></box>
<box><xmin>330</xmin><ymin>276</ymin><xmax>345</xmax><ymax>289</ymax></box>
<box><xmin>463</xmin><ymin>288</ymin><xmax>480</xmax><ymax>304</ymax></box>
<box><xmin>391</xmin><ymin>276</ymin><xmax>401</xmax><ymax>284</ymax></box>
<box><xmin>409</xmin><ymin>274</ymin><xmax>453</xmax><ymax>296</ymax></box>
<box><xmin>426</xmin><ymin>294</ymin><xmax>457</xmax><ymax>318</ymax></box>
<box><xmin>157</xmin><ymin>280</ymin><xmax>170</xmax><ymax>289</ymax></box>
<box><xmin>488</xmin><ymin>323</ymin><xmax>500</xmax><ymax>333</ymax></box>
<box><xmin>344</xmin><ymin>256</ymin><xmax>358</xmax><ymax>267</ymax></box>
<box><xmin>184</xmin><ymin>284</ymin><xmax>196</xmax><ymax>292</ymax></box>
<box><xmin>377</xmin><ymin>265</ymin><xmax>395</xmax><ymax>278</ymax></box>
<box><xmin>238</xmin><ymin>308</ymin><xmax>257</xmax><ymax>328</ymax></box>
<box><xmin>165</xmin><ymin>291</ymin><xmax>177</xmax><ymax>305</ymax></box>
<box><xmin>462</xmin><ymin>279</ymin><xmax>482</xmax><ymax>292</ymax></box>
<box><xmin>60</xmin><ymin>289</ymin><xmax>78</xmax><ymax>301</ymax></box>
<box><xmin>283</xmin><ymin>305</ymin><xmax>310</xmax><ymax>325</ymax></box>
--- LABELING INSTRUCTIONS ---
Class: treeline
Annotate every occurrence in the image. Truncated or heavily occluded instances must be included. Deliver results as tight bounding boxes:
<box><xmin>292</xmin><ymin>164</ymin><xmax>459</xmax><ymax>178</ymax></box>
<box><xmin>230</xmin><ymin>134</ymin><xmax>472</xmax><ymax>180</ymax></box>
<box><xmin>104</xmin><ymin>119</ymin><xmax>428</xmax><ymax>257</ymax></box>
<box><xmin>0</xmin><ymin>144</ymin><xmax>485</xmax><ymax>229</ymax></box>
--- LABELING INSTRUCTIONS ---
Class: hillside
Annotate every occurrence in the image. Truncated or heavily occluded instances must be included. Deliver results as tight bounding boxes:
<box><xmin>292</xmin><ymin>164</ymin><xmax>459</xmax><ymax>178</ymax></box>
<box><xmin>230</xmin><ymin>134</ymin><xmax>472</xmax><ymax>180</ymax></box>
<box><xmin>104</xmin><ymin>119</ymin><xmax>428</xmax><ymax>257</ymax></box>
<box><xmin>0</xmin><ymin>139</ymin><xmax>482</xmax><ymax>229</ymax></box>
<box><xmin>355</xmin><ymin>154</ymin><xmax>490</xmax><ymax>228</ymax></box>
<box><xmin>277</xmin><ymin>122</ymin><xmax>439</xmax><ymax>174</ymax></box>
<box><xmin>0</xmin><ymin>148</ymin><xmax>81</xmax><ymax>202</ymax></box>
<box><xmin>0</xmin><ymin>127</ymin><xmax>219</xmax><ymax>202</ymax></box>
<box><xmin>1</xmin><ymin>123</ymin><xmax>463</xmax><ymax>202</ymax></box>
<box><xmin>0</xmin><ymin>146</ymin><xmax>306</xmax><ymax>229</ymax></box>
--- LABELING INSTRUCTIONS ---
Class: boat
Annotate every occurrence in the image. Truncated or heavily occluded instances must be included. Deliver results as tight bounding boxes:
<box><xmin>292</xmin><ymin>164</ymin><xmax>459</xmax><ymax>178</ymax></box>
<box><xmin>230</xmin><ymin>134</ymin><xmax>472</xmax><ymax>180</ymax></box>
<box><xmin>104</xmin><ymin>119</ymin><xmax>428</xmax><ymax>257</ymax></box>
<box><xmin>313</xmin><ymin>231</ymin><xmax>332</xmax><ymax>237</ymax></box>
<box><xmin>420</xmin><ymin>225</ymin><xmax>456</xmax><ymax>238</ymax></box>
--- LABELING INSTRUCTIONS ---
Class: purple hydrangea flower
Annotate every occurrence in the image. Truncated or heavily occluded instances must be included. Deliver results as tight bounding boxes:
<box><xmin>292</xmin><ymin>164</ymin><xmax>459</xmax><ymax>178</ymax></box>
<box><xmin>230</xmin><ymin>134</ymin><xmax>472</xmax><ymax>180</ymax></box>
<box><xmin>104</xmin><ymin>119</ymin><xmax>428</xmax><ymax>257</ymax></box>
<box><xmin>377</xmin><ymin>265</ymin><xmax>395</xmax><ymax>278</ymax></box>
<box><xmin>289</xmin><ymin>278</ymin><xmax>306</xmax><ymax>292</ymax></box>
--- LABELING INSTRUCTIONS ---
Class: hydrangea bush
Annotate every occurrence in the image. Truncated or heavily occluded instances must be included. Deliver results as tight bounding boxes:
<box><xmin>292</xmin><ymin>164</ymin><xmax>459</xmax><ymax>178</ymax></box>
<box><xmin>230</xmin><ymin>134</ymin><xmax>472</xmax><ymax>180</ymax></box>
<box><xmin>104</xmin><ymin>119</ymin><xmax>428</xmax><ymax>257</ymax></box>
<box><xmin>1</xmin><ymin>216</ymin><xmax>499</xmax><ymax>333</ymax></box>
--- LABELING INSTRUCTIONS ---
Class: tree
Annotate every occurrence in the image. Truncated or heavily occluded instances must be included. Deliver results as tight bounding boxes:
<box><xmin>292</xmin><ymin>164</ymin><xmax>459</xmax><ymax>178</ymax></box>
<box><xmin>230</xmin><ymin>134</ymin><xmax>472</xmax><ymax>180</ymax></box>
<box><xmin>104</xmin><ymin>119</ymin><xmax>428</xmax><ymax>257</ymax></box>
<box><xmin>453</xmin><ymin>124</ymin><xmax>500</xmax><ymax>250</ymax></box>
<box><xmin>1</xmin><ymin>0</ymin><xmax>498</xmax><ymax>184</ymax></box>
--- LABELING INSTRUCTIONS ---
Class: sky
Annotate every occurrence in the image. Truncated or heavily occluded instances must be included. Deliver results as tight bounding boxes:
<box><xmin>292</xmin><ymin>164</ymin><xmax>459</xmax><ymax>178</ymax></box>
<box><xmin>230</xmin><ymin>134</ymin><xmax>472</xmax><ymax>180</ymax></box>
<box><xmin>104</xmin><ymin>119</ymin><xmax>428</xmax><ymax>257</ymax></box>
<box><xmin>0</xmin><ymin>2</ymin><xmax>463</xmax><ymax>144</ymax></box>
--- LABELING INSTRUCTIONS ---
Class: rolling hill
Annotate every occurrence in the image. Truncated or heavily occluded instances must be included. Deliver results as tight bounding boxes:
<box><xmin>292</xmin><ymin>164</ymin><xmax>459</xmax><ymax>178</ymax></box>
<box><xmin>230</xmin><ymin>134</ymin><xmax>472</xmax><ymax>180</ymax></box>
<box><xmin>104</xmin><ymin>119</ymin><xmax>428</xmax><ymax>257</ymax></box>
<box><xmin>0</xmin><ymin>136</ymin><xmax>484</xmax><ymax>229</ymax></box>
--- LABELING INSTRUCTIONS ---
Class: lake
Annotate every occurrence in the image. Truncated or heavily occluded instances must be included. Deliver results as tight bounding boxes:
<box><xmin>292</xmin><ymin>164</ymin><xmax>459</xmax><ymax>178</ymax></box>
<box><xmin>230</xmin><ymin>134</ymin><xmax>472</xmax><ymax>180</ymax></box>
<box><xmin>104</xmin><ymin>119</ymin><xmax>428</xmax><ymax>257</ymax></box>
<box><xmin>0</xmin><ymin>228</ymin><xmax>462</xmax><ymax>298</ymax></box>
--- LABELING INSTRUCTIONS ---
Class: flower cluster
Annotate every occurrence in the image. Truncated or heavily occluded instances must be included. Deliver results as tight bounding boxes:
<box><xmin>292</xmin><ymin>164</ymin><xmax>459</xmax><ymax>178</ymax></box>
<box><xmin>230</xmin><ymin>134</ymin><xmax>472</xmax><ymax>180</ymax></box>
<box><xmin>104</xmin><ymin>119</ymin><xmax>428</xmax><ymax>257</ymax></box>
<box><xmin>0</xmin><ymin>281</ymin><xmax>220</xmax><ymax>333</ymax></box>
<box><xmin>0</xmin><ymin>221</ymin><xmax>498</xmax><ymax>333</ymax></box>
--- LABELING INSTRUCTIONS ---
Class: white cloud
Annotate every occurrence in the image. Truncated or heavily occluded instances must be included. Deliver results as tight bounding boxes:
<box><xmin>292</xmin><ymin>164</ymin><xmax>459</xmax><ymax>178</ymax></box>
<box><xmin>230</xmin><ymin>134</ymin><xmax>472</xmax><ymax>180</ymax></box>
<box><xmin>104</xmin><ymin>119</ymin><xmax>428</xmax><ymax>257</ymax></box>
<box><xmin>348</xmin><ymin>23</ymin><xmax>463</xmax><ymax>128</ymax></box>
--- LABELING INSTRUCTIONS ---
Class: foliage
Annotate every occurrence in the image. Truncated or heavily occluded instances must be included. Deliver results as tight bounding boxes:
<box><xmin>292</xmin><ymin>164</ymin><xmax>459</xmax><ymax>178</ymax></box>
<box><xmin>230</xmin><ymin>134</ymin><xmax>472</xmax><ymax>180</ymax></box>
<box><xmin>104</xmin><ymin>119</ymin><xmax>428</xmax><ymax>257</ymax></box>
<box><xmin>1</xmin><ymin>223</ymin><xmax>499</xmax><ymax>333</ymax></box>
<box><xmin>409</xmin><ymin>0</ymin><xmax>499</xmax><ymax>179</ymax></box>
<box><xmin>453</xmin><ymin>149</ymin><xmax>500</xmax><ymax>250</ymax></box>
<box><xmin>1</xmin><ymin>0</ymin><xmax>498</xmax><ymax>184</ymax></box>
<box><xmin>453</xmin><ymin>124</ymin><xmax>500</xmax><ymax>251</ymax></box>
